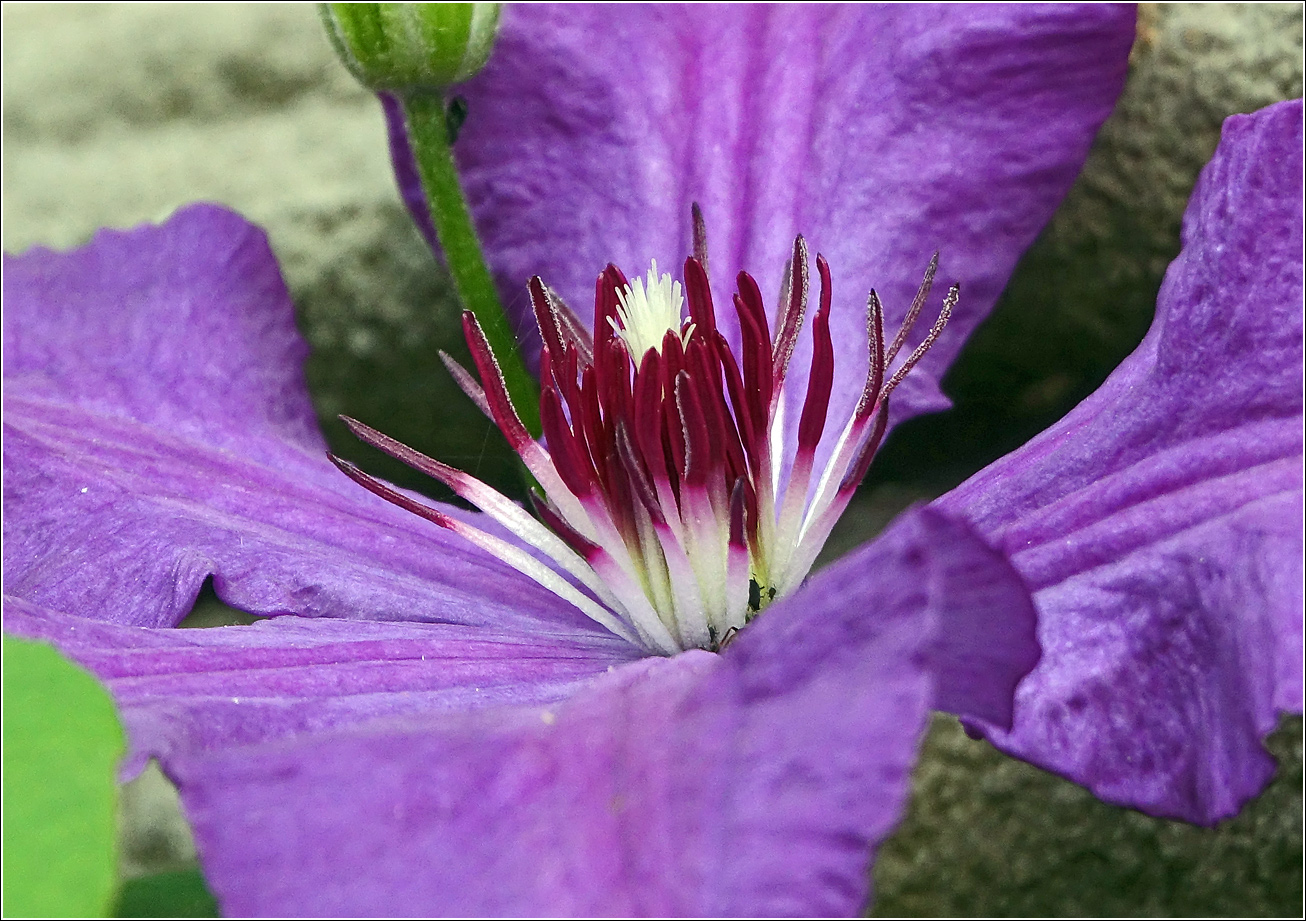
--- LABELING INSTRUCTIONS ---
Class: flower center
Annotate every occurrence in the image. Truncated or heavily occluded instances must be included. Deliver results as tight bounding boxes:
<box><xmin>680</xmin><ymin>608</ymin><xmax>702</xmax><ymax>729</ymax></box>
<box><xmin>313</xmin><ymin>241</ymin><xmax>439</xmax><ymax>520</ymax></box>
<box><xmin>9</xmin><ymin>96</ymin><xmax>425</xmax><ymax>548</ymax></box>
<box><xmin>331</xmin><ymin>216</ymin><xmax>955</xmax><ymax>656</ymax></box>
<box><xmin>609</xmin><ymin>260</ymin><xmax>694</xmax><ymax>358</ymax></box>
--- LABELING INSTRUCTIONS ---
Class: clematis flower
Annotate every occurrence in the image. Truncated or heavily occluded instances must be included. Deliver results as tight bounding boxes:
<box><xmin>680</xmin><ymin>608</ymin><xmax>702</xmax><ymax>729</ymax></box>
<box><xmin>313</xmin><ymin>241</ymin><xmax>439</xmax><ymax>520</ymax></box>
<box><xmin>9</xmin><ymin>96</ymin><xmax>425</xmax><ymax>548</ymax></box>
<box><xmin>15</xmin><ymin>5</ymin><xmax>1295</xmax><ymax>917</ymax></box>
<box><xmin>387</xmin><ymin>4</ymin><xmax>1301</xmax><ymax>826</ymax></box>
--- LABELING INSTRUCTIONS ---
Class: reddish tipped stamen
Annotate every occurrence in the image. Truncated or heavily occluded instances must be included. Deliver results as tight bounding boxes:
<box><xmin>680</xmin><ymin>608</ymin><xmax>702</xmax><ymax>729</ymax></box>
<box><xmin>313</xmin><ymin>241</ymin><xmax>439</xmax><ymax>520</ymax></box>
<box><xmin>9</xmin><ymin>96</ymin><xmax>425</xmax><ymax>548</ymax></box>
<box><xmin>855</xmin><ymin>290</ymin><xmax>886</xmax><ymax>420</ymax></box>
<box><xmin>683</xmin><ymin>256</ymin><xmax>717</xmax><ymax>339</ymax></box>
<box><xmin>335</xmin><ymin>216</ymin><xmax>954</xmax><ymax>655</ymax></box>
<box><xmin>772</xmin><ymin>236</ymin><xmax>809</xmax><ymax>390</ymax></box>
<box><xmin>885</xmin><ymin>251</ymin><xmax>938</xmax><ymax>369</ymax></box>
<box><xmin>796</xmin><ymin>254</ymin><xmax>836</xmax><ymax>457</ymax></box>
<box><xmin>881</xmin><ymin>283</ymin><xmax>957</xmax><ymax>403</ymax></box>
<box><xmin>691</xmin><ymin>202</ymin><xmax>710</xmax><ymax>276</ymax></box>
<box><xmin>462</xmin><ymin>311</ymin><xmax>532</xmax><ymax>452</ymax></box>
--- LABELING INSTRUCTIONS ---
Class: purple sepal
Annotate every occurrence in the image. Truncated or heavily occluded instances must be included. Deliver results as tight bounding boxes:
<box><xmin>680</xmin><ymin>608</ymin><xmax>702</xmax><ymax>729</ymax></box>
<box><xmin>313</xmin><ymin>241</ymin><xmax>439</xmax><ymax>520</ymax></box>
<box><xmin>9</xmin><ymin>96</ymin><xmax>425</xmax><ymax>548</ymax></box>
<box><xmin>2</xmin><ymin>205</ymin><xmax>619</xmax><ymax>640</ymax></box>
<box><xmin>387</xmin><ymin>5</ymin><xmax>1135</xmax><ymax>443</ymax></box>
<box><xmin>162</xmin><ymin>503</ymin><xmax>1035</xmax><ymax>916</ymax></box>
<box><xmin>3</xmin><ymin>594</ymin><xmax>638</xmax><ymax>778</ymax></box>
<box><xmin>939</xmin><ymin>99</ymin><xmax>1305</xmax><ymax>824</ymax></box>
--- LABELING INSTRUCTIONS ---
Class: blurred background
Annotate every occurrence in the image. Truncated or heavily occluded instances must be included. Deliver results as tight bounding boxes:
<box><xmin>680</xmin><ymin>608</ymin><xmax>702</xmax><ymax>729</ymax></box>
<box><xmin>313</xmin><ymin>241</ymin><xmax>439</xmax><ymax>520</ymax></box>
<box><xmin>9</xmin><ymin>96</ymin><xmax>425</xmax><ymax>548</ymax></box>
<box><xmin>3</xmin><ymin>3</ymin><xmax>1302</xmax><ymax>915</ymax></box>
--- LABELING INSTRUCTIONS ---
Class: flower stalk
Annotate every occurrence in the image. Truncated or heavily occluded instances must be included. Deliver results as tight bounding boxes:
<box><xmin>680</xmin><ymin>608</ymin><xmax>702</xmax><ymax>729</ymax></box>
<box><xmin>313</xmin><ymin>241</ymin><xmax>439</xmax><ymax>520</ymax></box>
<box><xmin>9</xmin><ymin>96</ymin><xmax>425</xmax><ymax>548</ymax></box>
<box><xmin>320</xmin><ymin>2</ymin><xmax>539</xmax><ymax>434</ymax></box>
<box><xmin>400</xmin><ymin>91</ymin><xmax>541</xmax><ymax>435</ymax></box>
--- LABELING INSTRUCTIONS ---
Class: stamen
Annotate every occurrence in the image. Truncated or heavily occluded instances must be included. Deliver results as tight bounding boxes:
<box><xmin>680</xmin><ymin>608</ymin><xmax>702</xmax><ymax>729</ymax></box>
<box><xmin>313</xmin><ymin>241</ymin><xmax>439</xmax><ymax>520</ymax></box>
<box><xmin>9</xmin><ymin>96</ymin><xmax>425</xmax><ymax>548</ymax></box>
<box><xmin>796</xmin><ymin>254</ymin><xmax>835</xmax><ymax>457</ymax></box>
<box><xmin>683</xmin><ymin>256</ymin><xmax>717</xmax><ymax>339</ymax></box>
<box><xmin>438</xmin><ymin>350</ymin><xmax>491</xmax><ymax>419</ymax></box>
<box><xmin>334</xmin><ymin>214</ymin><xmax>956</xmax><ymax>656</ymax></box>
<box><xmin>853</xmin><ymin>290</ymin><xmax>886</xmax><ymax>420</ymax></box>
<box><xmin>550</xmin><ymin>287</ymin><xmax>595</xmax><ymax>368</ymax></box>
<box><xmin>881</xmin><ymin>283</ymin><xmax>958</xmax><ymax>403</ymax></box>
<box><xmin>771</xmin><ymin>236</ymin><xmax>809</xmax><ymax>391</ymax></box>
<box><xmin>884</xmin><ymin>251</ymin><xmax>938</xmax><ymax>368</ymax></box>
<box><xmin>691</xmin><ymin>202</ymin><xmax>710</xmax><ymax>277</ymax></box>
<box><xmin>340</xmin><ymin>415</ymin><xmax>627</xmax><ymax>617</ymax></box>
<box><xmin>328</xmin><ymin>454</ymin><xmax>641</xmax><ymax>646</ymax></box>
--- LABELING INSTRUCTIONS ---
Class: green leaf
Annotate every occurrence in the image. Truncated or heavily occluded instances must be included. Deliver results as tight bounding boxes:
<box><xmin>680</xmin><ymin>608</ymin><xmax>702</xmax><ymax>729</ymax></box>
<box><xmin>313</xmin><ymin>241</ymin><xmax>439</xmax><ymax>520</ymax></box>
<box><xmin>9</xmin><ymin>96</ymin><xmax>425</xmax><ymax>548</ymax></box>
<box><xmin>2</xmin><ymin>635</ymin><xmax>125</xmax><ymax>917</ymax></box>
<box><xmin>113</xmin><ymin>868</ymin><xmax>219</xmax><ymax>918</ymax></box>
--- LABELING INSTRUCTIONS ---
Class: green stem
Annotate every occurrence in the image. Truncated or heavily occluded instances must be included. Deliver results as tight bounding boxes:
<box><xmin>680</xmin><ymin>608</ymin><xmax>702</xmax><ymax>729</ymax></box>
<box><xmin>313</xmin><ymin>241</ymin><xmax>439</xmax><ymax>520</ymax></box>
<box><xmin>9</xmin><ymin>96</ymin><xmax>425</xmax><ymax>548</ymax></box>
<box><xmin>401</xmin><ymin>91</ymin><xmax>541</xmax><ymax>436</ymax></box>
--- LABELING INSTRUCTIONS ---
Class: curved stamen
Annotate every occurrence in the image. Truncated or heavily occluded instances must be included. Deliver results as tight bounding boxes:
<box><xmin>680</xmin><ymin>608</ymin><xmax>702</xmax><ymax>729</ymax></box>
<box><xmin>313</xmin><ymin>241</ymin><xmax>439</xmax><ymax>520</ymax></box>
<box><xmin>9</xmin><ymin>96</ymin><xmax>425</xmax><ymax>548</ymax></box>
<box><xmin>335</xmin><ymin>215</ymin><xmax>955</xmax><ymax>655</ymax></box>
<box><xmin>328</xmin><ymin>454</ymin><xmax>641</xmax><ymax>646</ymax></box>
<box><xmin>772</xmin><ymin>236</ymin><xmax>809</xmax><ymax>393</ymax></box>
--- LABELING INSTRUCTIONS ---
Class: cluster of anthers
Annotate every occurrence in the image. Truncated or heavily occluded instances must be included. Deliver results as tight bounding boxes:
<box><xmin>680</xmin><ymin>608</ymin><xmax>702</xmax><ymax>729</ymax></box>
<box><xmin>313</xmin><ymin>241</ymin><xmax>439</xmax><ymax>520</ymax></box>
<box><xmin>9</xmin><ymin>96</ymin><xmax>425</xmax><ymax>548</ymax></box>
<box><xmin>331</xmin><ymin>210</ymin><xmax>956</xmax><ymax>655</ymax></box>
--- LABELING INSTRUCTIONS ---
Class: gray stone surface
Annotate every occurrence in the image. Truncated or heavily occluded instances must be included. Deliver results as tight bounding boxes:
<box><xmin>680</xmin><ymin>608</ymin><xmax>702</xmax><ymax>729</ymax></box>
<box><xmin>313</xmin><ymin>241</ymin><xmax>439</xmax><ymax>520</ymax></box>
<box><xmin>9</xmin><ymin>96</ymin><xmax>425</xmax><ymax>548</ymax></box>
<box><xmin>3</xmin><ymin>2</ymin><xmax>1301</xmax><ymax>914</ymax></box>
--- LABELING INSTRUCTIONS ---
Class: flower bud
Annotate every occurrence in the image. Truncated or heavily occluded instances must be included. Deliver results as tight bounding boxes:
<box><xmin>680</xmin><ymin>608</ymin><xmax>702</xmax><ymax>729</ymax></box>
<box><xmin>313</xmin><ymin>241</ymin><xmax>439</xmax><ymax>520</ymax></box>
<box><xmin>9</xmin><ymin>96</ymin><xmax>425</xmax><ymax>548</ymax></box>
<box><xmin>321</xmin><ymin>3</ymin><xmax>501</xmax><ymax>93</ymax></box>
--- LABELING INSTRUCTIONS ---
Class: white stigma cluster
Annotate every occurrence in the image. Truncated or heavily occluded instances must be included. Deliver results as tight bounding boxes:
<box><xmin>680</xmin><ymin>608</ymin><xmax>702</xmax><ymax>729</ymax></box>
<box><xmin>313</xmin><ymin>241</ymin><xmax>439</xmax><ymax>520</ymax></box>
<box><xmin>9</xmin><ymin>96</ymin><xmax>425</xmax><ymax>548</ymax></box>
<box><xmin>610</xmin><ymin>261</ymin><xmax>693</xmax><ymax>358</ymax></box>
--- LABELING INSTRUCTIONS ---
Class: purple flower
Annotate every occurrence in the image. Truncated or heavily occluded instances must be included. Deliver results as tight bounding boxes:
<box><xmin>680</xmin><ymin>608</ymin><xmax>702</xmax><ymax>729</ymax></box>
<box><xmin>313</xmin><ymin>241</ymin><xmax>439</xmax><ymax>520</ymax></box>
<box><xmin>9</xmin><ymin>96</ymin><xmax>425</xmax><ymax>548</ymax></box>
<box><xmin>10</xmin><ymin>6</ymin><xmax>1297</xmax><ymax>917</ymax></box>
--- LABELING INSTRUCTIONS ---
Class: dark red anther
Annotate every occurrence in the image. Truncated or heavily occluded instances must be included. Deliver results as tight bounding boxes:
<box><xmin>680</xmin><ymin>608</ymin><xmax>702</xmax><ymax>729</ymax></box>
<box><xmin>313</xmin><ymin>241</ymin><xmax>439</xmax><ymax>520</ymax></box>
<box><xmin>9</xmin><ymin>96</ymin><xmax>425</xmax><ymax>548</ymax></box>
<box><xmin>614</xmin><ymin>341</ymin><xmax>635</xmax><ymax>425</ymax></box>
<box><xmin>691</xmin><ymin>202</ymin><xmax>710</xmax><ymax>277</ymax></box>
<box><xmin>593</xmin><ymin>264</ymin><xmax>629</xmax><ymax>388</ymax></box>
<box><xmin>662</xmin><ymin>386</ymin><xmax>687</xmax><ymax>497</ymax></box>
<box><xmin>742</xmin><ymin>477</ymin><xmax>760</xmax><ymax>548</ymax></box>
<box><xmin>529</xmin><ymin>275</ymin><xmax>567</xmax><ymax>362</ymax></box>
<box><xmin>683</xmin><ymin>256</ymin><xmax>717</xmax><ymax>339</ymax></box>
<box><xmin>772</xmin><ymin>236</ymin><xmax>809</xmax><ymax>390</ymax></box>
<box><xmin>728</xmin><ymin>477</ymin><xmax>747</xmax><ymax>549</ymax></box>
<box><xmin>660</xmin><ymin>329</ymin><xmax>686</xmax><ymax>381</ymax></box>
<box><xmin>841</xmin><ymin>399</ymin><xmax>891</xmax><ymax>492</ymax></box>
<box><xmin>687</xmin><ymin>337</ymin><xmax>746</xmax><ymax>484</ymax></box>
<box><xmin>598</xmin><ymin>338</ymin><xmax>633</xmax><ymax>427</ymax></box>
<box><xmin>595</xmin><ymin>264</ymin><xmax>629</xmax><ymax>345</ymax></box>
<box><xmin>578</xmin><ymin>365</ymin><xmax>608</xmax><ymax>489</ymax></box>
<box><xmin>541</xmin><ymin>385</ymin><xmax>596</xmax><ymax>499</ymax></box>
<box><xmin>856</xmin><ymin>289</ymin><xmax>886</xmax><ymax>421</ymax></box>
<box><xmin>539</xmin><ymin>344</ymin><xmax>556</xmax><ymax>394</ymax></box>
<box><xmin>547</xmin><ymin>285</ymin><xmax>594</xmax><ymax>367</ymax></box>
<box><xmin>330</xmin><ymin>454</ymin><xmax>456</xmax><ymax>531</ymax></box>
<box><xmin>614</xmin><ymin>421</ymin><xmax>667</xmax><ymax>527</ymax></box>
<box><xmin>733</xmin><ymin>273</ymin><xmax>773</xmax><ymax>423</ymax></box>
<box><xmin>555</xmin><ymin>344</ymin><xmax>585</xmax><ymax>427</ymax></box>
<box><xmin>632</xmin><ymin>348</ymin><xmax>670</xmax><ymax>485</ymax></box>
<box><xmin>675</xmin><ymin>370</ymin><xmax>712</xmax><ymax>487</ymax></box>
<box><xmin>341</xmin><ymin>415</ymin><xmax>458</xmax><ymax>486</ymax></box>
<box><xmin>600</xmin><ymin>432</ymin><xmax>639</xmax><ymax>545</ymax></box>
<box><xmin>660</xmin><ymin>335</ymin><xmax>688</xmax><ymax>487</ymax></box>
<box><xmin>713</xmin><ymin>331</ymin><xmax>761</xmax><ymax>476</ymax></box>
<box><xmin>796</xmin><ymin>254</ymin><xmax>835</xmax><ymax>457</ymax></box>
<box><xmin>461</xmin><ymin>310</ymin><xmax>532</xmax><ymax>452</ymax></box>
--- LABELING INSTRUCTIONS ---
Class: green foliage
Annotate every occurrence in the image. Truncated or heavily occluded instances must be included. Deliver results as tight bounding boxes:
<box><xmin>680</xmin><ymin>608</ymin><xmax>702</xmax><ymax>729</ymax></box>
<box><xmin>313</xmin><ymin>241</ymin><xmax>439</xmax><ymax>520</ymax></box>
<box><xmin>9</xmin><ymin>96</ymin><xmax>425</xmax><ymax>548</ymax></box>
<box><xmin>113</xmin><ymin>868</ymin><xmax>219</xmax><ymax>918</ymax></box>
<box><xmin>2</xmin><ymin>635</ymin><xmax>125</xmax><ymax>917</ymax></box>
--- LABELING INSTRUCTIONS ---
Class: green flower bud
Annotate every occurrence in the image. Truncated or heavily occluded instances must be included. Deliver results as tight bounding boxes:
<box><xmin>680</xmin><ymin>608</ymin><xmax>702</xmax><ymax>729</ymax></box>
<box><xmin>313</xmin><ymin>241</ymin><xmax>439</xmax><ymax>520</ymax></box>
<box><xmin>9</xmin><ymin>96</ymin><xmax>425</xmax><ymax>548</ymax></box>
<box><xmin>321</xmin><ymin>3</ymin><xmax>501</xmax><ymax>93</ymax></box>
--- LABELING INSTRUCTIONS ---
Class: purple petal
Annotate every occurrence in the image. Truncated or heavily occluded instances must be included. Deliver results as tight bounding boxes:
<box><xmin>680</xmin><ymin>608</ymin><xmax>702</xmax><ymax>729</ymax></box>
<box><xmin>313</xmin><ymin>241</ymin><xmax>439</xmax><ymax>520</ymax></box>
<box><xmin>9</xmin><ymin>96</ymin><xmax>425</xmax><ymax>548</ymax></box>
<box><xmin>2</xmin><ymin>205</ymin><xmax>623</xmax><ymax>640</ymax></box>
<box><xmin>912</xmin><ymin>508</ymin><xmax>1041</xmax><ymax>728</ymax></box>
<box><xmin>937</xmin><ymin>99</ymin><xmax>1305</xmax><ymax>823</ymax></box>
<box><xmin>4</xmin><ymin>594</ymin><xmax>637</xmax><ymax>777</ymax></box>
<box><xmin>392</xmin><ymin>5</ymin><xmax>1133</xmax><ymax>431</ymax></box>
<box><xmin>161</xmin><ymin>502</ymin><xmax>1032</xmax><ymax>916</ymax></box>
